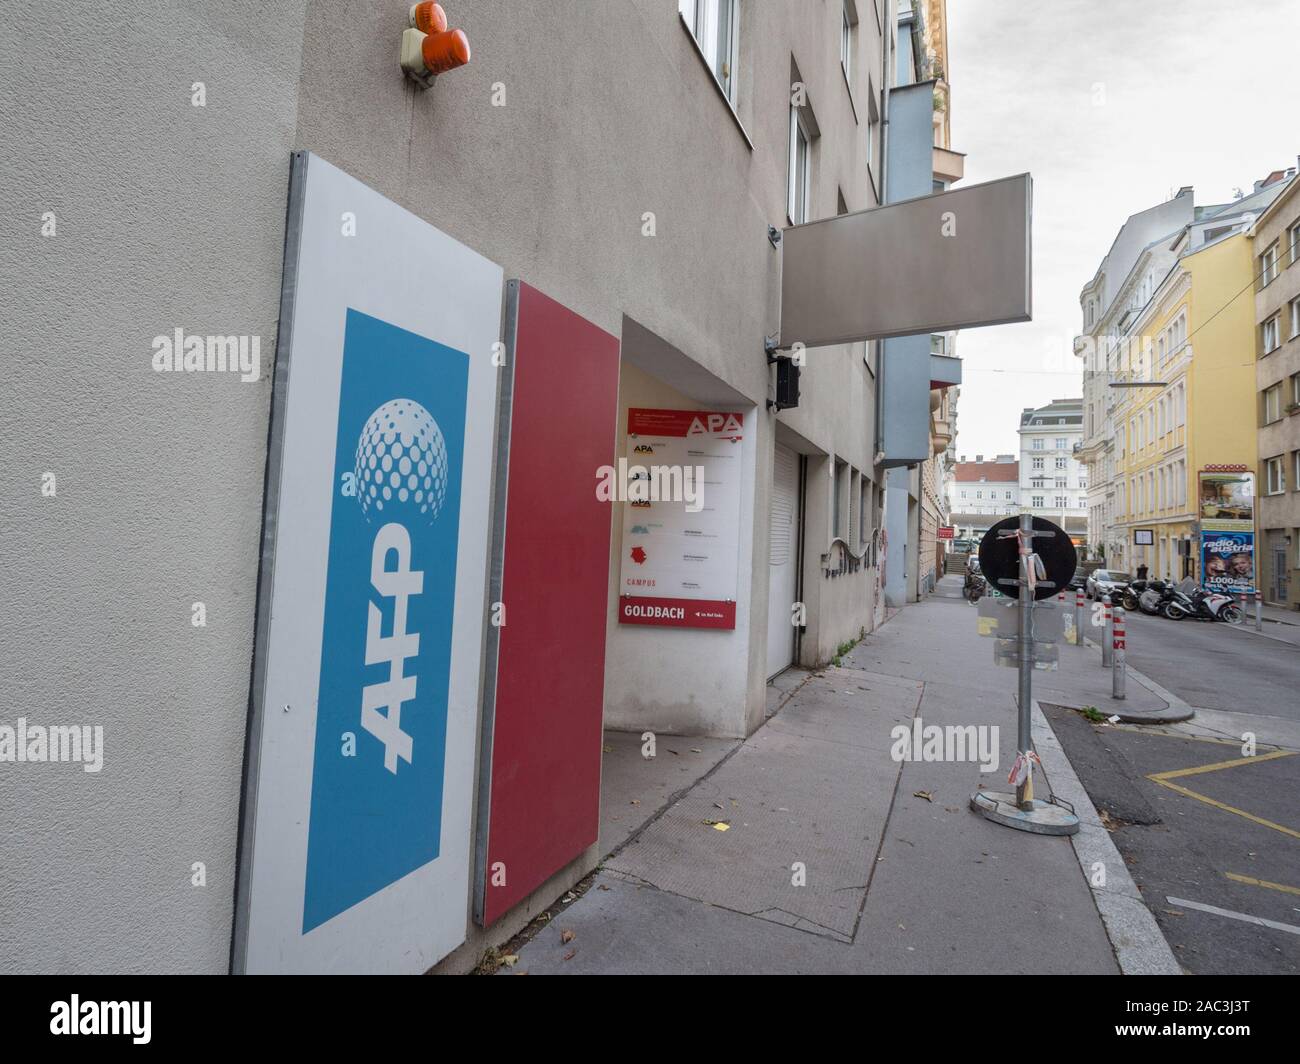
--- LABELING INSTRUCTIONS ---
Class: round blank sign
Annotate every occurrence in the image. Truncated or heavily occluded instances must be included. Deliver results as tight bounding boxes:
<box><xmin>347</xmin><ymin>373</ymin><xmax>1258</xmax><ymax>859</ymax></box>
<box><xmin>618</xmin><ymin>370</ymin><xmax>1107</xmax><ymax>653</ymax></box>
<box><xmin>978</xmin><ymin>516</ymin><xmax>1077</xmax><ymax>602</ymax></box>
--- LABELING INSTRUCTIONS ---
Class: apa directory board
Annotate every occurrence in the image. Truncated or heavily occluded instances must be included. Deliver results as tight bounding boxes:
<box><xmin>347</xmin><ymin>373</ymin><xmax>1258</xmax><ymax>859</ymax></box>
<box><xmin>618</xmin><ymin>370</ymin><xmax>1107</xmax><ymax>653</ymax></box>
<box><xmin>617</xmin><ymin>408</ymin><xmax>744</xmax><ymax>630</ymax></box>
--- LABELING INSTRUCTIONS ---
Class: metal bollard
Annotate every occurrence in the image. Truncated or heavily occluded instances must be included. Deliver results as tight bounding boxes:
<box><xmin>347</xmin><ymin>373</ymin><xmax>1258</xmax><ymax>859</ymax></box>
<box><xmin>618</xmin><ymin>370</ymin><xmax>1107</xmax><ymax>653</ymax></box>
<box><xmin>1075</xmin><ymin>589</ymin><xmax>1085</xmax><ymax>648</ymax></box>
<box><xmin>1255</xmin><ymin>589</ymin><xmax>1263</xmax><ymax>632</ymax></box>
<box><xmin>1112</xmin><ymin>605</ymin><xmax>1126</xmax><ymax>700</ymax></box>
<box><xmin>1101</xmin><ymin>600</ymin><xmax>1113</xmax><ymax>668</ymax></box>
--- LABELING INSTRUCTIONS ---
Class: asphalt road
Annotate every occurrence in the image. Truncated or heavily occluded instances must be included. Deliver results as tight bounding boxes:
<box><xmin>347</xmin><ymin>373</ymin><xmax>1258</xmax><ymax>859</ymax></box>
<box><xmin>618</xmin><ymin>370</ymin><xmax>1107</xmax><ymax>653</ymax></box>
<box><xmin>1113</xmin><ymin>608</ymin><xmax>1300</xmax><ymax>719</ymax></box>
<box><xmin>1045</xmin><ymin>704</ymin><xmax>1299</xmax><ymax>975</ymax></box>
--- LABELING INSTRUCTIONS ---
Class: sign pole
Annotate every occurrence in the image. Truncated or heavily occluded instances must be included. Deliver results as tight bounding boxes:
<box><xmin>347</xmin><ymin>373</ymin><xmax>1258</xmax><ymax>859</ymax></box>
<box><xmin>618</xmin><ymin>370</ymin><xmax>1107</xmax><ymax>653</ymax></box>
<box><xmin>1015</xmin><ymin>512</ymin><xmax>1034</xmax><ymax>810</ymax></box>
<box><xmin>969</xmin><ymin>513</ymin><xmax>1079</xmax><ymax>835</ymax></box>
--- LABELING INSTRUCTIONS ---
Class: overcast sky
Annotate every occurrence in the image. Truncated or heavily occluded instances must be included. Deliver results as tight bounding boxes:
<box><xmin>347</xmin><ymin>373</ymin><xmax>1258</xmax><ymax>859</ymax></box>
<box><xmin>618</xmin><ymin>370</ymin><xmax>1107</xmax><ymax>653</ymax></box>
<box><xmin>946</xmin><ymin>0</ymin><xmax>1300</xmax><ymax>461</ymax></box>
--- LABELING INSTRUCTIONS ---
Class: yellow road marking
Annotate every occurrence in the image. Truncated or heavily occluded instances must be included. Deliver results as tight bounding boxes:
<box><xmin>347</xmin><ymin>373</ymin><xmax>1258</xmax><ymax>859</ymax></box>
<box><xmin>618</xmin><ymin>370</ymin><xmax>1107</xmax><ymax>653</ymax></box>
<box><xmin>1225</xmin><ymin>873</ymin><xmax>1300</xmax><ymax>897</ymax></box>
<box><xmin>1149</xmin><ymin>749</ymin><xmax>1294</xmax><ymax>781</ymax></box>
<box><xmin>1146</xmin><ymin>750</ymin><xmax>1300</xmax><ymax>840</ymax></box>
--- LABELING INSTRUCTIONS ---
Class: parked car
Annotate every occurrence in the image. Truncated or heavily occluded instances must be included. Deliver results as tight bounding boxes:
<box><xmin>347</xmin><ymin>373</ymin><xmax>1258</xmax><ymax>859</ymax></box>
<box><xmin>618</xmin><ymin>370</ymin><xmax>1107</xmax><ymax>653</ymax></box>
<box><xmin>1068</xmin><ymin>567</ymin><xmax>1087</xmax><ymax>593</ymax></box>
<box><xmin>1086</xmin><ymin>569</ymin><xmax>1131</xmax><ymax>600</ymax></box>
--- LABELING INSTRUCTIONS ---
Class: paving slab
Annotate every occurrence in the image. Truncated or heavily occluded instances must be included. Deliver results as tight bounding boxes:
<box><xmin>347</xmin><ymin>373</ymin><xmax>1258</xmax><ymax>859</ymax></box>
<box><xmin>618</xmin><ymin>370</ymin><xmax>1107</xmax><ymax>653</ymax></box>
<box><xmin>606</xmin><ymin>670</ymin><xmax>919</xmax><ymax>942</ymax></box>
<box><xmin>598</xmin><ymin>729</ymin><xmax>737</xmax><ymax>857</ymax></box>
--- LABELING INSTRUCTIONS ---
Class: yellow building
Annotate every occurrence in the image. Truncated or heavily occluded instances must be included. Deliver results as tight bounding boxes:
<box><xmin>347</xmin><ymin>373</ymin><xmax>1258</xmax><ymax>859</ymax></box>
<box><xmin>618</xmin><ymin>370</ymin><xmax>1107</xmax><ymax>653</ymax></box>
<box><xmin>1113</xmin><ymin>222</ymin><xmax>1262</xmax><ymax>580</ymax></box>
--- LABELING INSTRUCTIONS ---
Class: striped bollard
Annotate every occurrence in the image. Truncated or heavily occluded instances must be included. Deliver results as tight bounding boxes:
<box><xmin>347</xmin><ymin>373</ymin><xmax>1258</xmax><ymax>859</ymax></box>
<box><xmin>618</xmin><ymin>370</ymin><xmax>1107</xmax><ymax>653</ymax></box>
<box><xmin>1075</xmin><ymin>589</ymin><xmax>1085</xmax><ymax>648</ymax></box>
<box><xmin>1101</xmin><ymin>600</ymin><xmax>1113</xmax><ymax>668</ymax></box>
<box><xmin>1112</xmin><ymin>605</ymin><xmax>1126</xmax><ymax>700</ymax></box>
<box><xmin>1255</xmin><ymin>589</ymin><xmax>1263</xmax><ymax>632</ymax></box>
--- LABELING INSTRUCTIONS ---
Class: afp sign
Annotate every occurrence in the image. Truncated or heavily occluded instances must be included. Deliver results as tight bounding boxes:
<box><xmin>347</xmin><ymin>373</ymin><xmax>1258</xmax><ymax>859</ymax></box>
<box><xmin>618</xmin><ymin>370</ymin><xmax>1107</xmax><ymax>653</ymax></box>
<box><xmin>234</xmin><ymin>153</ymin><xmax>502</xmax><ymax>973</ymax></box>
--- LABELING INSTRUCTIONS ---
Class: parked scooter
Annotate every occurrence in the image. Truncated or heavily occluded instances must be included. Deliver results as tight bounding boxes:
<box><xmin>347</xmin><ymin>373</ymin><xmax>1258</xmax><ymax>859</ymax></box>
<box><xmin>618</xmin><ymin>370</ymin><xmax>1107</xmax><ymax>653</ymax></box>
<box><xmin>1163</xmin><ymin>577</ymin><xmax>1244</xmax><ymax>623</ymax></box>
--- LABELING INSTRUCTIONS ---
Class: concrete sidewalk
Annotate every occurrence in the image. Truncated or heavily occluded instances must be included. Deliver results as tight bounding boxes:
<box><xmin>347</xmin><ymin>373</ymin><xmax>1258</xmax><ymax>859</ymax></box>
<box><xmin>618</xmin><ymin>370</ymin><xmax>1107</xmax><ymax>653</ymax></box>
<box><xmin>500</xmin><ymin>576</ymin><xmax>1174</xmax><ymax>974</ymax></box>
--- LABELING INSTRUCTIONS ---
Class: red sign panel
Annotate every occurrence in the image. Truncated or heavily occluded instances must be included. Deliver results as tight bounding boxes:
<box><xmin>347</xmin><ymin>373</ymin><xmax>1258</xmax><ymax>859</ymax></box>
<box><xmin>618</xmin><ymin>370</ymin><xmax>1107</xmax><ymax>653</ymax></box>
<box><xmin>937</xmin><ymin>526</ymin><xmax>955</xmax><ymax>539</ymax></box>
<box><xmin>477</xmin><ymin>282</ymin><xmax>620</xmax><ymax>927</ymax></box>
<box><xmin>618</xmin><ymin>595</ymin><xmax>737</xmax><ymax>629</ymax></box>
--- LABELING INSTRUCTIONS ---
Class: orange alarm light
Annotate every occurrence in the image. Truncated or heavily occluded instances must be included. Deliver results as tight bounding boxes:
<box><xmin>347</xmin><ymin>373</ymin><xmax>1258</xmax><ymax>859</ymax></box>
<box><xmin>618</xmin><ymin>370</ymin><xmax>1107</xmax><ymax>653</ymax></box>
<box><xmin>421</xmin><ymin>28</ymin><xmax>470</xmax><ymax>76</ymax></box>
<box><xmin>410</xmin><ymin>2</ymin><xmax>447</xmax><ymax>35</ymax></box>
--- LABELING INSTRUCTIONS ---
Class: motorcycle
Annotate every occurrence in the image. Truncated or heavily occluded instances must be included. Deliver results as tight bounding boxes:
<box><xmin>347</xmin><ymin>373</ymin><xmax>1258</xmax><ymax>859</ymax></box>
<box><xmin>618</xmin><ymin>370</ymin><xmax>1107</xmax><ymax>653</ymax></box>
<box><xmin>1112</xmin><ymin>579</ymin><xmax>1142</xmax><ymax>612</ymax></box>
<box><xmin>1163</xmin><ymin>578</ymin><xmax>1244</xmax><ymax>624</ymax></box>
<box><xmin>1136</xmin><ymin>579</ymin><xmax>1175</xmax><ymax>616</ymax></box>
<box><xmin>964</xmin><ymin>571</ymin><xmax>986</xmax><ymax>603</ymax></box>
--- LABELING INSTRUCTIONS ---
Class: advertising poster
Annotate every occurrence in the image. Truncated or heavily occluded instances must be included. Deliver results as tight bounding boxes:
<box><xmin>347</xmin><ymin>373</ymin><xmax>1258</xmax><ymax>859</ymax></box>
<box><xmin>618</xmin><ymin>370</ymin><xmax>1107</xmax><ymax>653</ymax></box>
<box><xmin>1198</xmin><ymin>467</ymin><xmax>1255</xmax><ymax>594</ymax></box>
<box><xmin>617</xmin><ymin>408</ymin><xmax>744</xmax><ymax>629</ymax></box>
<box><xmin>1198</xmin><ymin>468</ymin><xmax>1254</xmax><ymax>532</ymax></box>
<box><xmin>1201</xmin><ymin>531</ymin><xmax>1255</xmax><ymax>595</ymax></box>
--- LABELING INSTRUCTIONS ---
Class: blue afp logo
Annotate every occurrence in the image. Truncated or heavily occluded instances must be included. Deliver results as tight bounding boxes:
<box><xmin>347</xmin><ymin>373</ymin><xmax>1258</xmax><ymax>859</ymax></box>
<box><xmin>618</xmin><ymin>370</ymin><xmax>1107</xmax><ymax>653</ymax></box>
<box><xmin>302</xmin><ymin>309</ymin><xmax>468</xmax><ymax>933</ymax></box>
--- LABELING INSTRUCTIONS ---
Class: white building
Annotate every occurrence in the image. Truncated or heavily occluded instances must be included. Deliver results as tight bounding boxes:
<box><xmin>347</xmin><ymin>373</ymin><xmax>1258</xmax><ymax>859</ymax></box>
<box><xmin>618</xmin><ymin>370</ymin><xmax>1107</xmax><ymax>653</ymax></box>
<box><xmin>947</xmin><ymin>454</ymin><xmax>1019</xmax><ymax>544</ymax></box>
<box><xmin>1018</xmin><ymin>399</ymin><xmax>1088</xmax><ymax>545</ymax></box>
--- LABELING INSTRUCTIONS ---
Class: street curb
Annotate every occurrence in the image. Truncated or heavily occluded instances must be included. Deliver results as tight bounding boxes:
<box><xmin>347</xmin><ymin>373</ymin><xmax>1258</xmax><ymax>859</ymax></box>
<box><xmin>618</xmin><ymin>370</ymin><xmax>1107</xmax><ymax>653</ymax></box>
<box><xmin>1031</xmin><ymin>701</ymin><xmax>1184</xmax><ymax>976</ymax></box>
<box><xmin>1080</xmin><ymin>636</ymin><xmax>1195</xmax><ymax>723</ymax></box>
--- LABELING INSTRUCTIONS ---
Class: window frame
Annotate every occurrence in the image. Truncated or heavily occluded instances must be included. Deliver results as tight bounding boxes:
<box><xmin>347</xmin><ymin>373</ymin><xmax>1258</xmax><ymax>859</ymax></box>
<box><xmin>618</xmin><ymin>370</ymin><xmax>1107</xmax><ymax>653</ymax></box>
<box><xmin>787</xmin><ymin>101</ymin><xmax>812</xmax><ymax>225</ymax></box>
<box><xmin>1265</xmin><ymin>455</ymin><xmax>1285</xmax><ymax>495</ymax></box>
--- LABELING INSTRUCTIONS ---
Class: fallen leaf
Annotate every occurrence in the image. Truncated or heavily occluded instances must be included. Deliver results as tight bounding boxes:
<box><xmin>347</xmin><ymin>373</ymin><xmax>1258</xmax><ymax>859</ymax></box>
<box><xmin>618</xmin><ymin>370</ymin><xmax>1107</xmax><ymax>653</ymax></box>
<box><xmin>913</xmin><ymin>790</ymin><xmax>934</xmax><ymax>802</ymax></box>
<box><xmin>563</xmin><ymin>949</ymin><xmax>576</xmax><ymax>961</ymax></box>
<box><xmin>690</xmin><ymin>748</ymin><xmax>702</xmax><ymax>753</ymax></box>
<box><xmin>597</xmin><ymin>883</ymin><xmax>611</xmax><ymax>891</ymax></box>
<box><xmin>713</xmin><ymin>802</ymin><xmax>724</xmax><ymax>810</ymax></box>
<box><xmin>560</xmin><ymin>929</ymin><xmax>575</xmax><ymax>944</ymax></box>
<box><xmin>501</xmin><ymin>954</ymin><xmax>519</xmax><ymax>968</ymax></box>
<box><xmin>603</xmin><ymin>744</ymin><xmax>613</xmax><ymax>753</ymax></box>
<box><xmin>630</xmin><ymin>799</ymin><xmax>640</xmax><ymax>805</ymax></box>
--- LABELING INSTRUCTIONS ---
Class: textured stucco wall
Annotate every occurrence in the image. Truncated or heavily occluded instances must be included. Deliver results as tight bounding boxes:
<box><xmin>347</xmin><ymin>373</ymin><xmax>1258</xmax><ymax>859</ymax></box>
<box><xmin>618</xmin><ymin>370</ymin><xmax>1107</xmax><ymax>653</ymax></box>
<box><xmin>0</xmin><ymin>2</ymin><xmax>309</xmax><ymax>972</ymax></box>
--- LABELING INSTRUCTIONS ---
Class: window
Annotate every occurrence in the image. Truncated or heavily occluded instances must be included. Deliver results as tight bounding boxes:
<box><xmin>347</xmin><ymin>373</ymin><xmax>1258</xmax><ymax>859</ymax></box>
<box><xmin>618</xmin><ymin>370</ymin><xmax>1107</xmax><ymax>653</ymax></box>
<box><xmin>1032</xmin><ymin>457</ymin><xmax>1043</xmax><ymax>470</ymax></box>
<box><xmin>1294</xmin><ymin>451</ymin><xmax>1300</xmax><ymax>493</ymax></box>
<box><xmin>975</xmin><ymin>490</ymin><xmax>982</xmax><ymax>499</ymax></box>
<box><xmin>679</xmin><ymin>0</ymin><xmax>739</xmax><ymax>103</ymax></box>
<box><xmin>1054</xmin><ymin>437</ymin><xmax>1067</xmax><ymax>449</ymax></box>
<box><xmin>1260</xmin><ymin>240</ymin><xmax>1279</xmax><ymax>287</ymax></box>
<box><xmin>1054</xmin><ymin>496</ymin><xmax>1067</xmax><ymax>508</ymax></box>
<box><xmin>1265</xmin><ymin>455</ymin><xmax>1285</xmax><ymax>495</ymax></box>
<box><xmin>1055</xmin><ymin>477</ymin><xmax>1067</xmax><ymax>488</ymax></box>
<box><xmin>1055</xmin><ymin>457</ymin><xmax>1066</xmax><ymax>469</ymax></box>
<box><xmin>787</xmin><ymin>103</ymin><xmax>811</xmax><ymax>224</ymax></box>
<box><xmin>1032</xmin><ymin>439</ymin><xmax>1044</xmax><ymax>450</ymax></box>
<box><xmin>1262</xmin><ymin>315</ymin><xmax>1280</xmax><ymax>355</ymax></box>
<box><xmin>833</xmin><ymin>459</ymin><xmax>846</xmax><ymax>538</ymax></box>
<box><xmin>1290</xmin><ymin>297</ymin><xmax>1300</xmax><ymax>340</ymax></box>
<box><xmin>1289</xmin><ymin>221</ymin><xmax>1300</xmax><ymax>267</ymax></box>
<box><xmin>1005</xmin><ymin>490</ymin><xmax>1012</xmax><ymax>500</ymax></box>
<box><xmin>1292</xmin><ymin>371</ymin><xmax>1300</xmax><ymax>408</ymax></box>
<box><xmin>1265</xmin><ymin>382</ymin><xmax>1283</xmax><ymax>424</ymax></box>
<box><xmin>840</xmin><ymin>2</ymin><xmax>854</xmax><ymax>85</ymax></box>
<box><xmin>1032</xmin><ymin>495</ymin><xmax>1044</xmax><ymax>508</ymax></box>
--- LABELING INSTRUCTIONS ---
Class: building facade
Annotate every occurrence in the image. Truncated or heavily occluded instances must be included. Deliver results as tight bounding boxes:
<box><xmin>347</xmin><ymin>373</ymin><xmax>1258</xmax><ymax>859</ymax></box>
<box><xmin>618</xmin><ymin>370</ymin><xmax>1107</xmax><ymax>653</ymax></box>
<box><xmin>1</xmin><ymin>1</ymin><xmax>980</xmax><ymax>974</ymax></box>
<box><xmin>1252</xmin><ymin>171</ymin><xmax>1300</xmax><ymax>608</ymax></box>
<box><xmin>947</xmin><ymin>454</ymin><xmax>1018</xmax><ymax>544</ymax></box>
<box><xmin>1018</xmin><ymin>399</ymin><xmax>1087</xmax><ymax>546</ymax></box>
<box><xmin>1105</xmin><ymin>174</ymin><xmax>1294</xmax><ymax>579</ymax></box>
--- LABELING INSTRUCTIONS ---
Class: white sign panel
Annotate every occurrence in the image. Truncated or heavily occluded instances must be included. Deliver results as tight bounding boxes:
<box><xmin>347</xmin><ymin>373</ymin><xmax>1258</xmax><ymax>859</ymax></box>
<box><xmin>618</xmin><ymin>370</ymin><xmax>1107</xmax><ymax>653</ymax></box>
<box><xmin>233</xmin><ymin>152</ymin><xmax>503</xmax><ymax>973</ymax></box>
<box><xmin>617</xmin><ymin>408</ymin><xmax>744</xmax><ymax>630</ymax></box>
